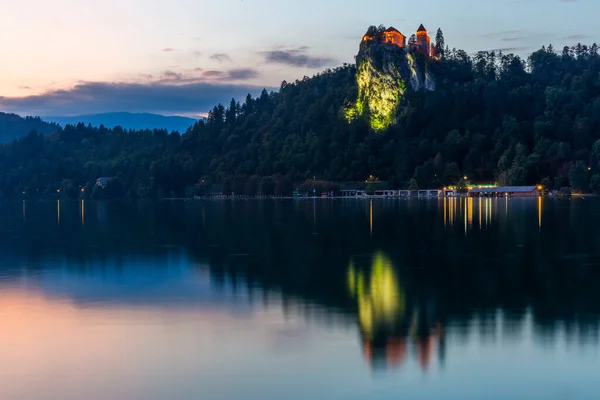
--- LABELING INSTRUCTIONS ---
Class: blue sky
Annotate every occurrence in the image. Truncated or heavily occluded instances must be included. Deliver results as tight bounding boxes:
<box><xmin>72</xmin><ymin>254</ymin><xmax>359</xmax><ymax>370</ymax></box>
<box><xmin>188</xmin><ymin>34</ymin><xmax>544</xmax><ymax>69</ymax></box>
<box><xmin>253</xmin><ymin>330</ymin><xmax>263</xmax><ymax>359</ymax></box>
<box><xmin>0</xmin><ymin>0</ymin><xmax>597</xmax><ymax>117</ymax></box>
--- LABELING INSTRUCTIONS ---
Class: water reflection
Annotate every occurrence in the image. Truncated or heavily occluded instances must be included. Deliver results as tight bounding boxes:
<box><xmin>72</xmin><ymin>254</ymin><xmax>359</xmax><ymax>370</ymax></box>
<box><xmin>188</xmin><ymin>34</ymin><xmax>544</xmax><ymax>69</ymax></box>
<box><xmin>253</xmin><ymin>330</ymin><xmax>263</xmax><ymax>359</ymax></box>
<box><xmin>0</xmin><ymin>199</ymin><xmax>599</xmax><ymax>399</ymax></box>
<box><xmin>441</xmin><ymin>196</ymin><xmax>544</xmax><ymax>233</ymax></box>
<box><xmin>348</xmin><ymin>252</ymin><xmax>406</xmax><ymax>342</ymax></box>
<box><xmin>348</xmin><ymin>251</ymin><xmax>444</xmax><ymax>371</ymax></box>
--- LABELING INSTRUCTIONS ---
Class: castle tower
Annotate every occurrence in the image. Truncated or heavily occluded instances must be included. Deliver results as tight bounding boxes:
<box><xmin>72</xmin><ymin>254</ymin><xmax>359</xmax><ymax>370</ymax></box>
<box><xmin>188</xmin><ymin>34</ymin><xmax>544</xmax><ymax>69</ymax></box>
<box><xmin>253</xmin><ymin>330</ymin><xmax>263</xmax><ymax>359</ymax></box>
<box><xmin>416</xmin><ymin>24</ymin><xmax>431</xmax><ymax>56</ymax></box>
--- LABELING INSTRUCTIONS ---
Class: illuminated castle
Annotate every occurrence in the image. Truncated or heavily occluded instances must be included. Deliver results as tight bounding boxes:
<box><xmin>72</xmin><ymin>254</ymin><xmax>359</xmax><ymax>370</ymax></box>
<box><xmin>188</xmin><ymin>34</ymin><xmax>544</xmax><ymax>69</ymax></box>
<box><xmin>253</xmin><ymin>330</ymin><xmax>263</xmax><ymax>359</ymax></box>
<box><xmin>362</xmin><ymin>24</ymin><xmax>436</xmax><ymax>58</ymax></box>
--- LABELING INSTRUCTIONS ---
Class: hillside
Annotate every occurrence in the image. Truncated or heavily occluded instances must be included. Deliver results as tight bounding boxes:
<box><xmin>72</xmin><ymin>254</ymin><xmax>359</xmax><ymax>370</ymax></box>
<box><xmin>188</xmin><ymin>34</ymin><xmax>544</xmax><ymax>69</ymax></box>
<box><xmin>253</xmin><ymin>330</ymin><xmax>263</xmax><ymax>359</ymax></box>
<box><xmin>47</xmin><ymin>112</ymin><xmax>198</xmax><ymax>133</ymax></box>
<box><xmin>0</xmin><ymin>113</ymin><xmax>59</xmax><ymax>143</ymax></box>
<box><xmin>176</xmin><ymin>36</ymin><xmax>600</xmax><ymax>193</ymax></box>
<box><xmin>0</xmin><ymin>29</ymin><xmax>599</xmax><ymax>197</ymax></box>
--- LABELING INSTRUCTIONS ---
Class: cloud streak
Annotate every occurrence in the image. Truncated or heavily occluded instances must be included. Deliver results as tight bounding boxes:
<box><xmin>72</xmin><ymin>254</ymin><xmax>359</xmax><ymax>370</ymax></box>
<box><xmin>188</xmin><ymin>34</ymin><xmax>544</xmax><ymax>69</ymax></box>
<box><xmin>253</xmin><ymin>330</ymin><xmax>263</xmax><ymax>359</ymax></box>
<box><xmin>501</xmin><ymin>37</ymin><xmax>526</xmax><ymax>42</ymax></box>
<box><xmin>209</xmin><ymin>53</ymin><xmax>232</xmax><ymax>63</ymax></box>
<box><xmin>259</xmin><ymin>47</ymin><xmax>336</xmax><ymax>68</ymax></box>
<box><xmin>144</xmin><ymin>67</ymin><xmax>261</xmax><ymax>85</ymax></box>
<box><xmin>561</xmin><ymin>34</ymin><xmax>590</xmax><ymax>41</ymax></box>
<box><xmin>0</xmin><ymin>80</ymin><xmax>271</xmax><ymax>116</ymax></box>
<box><xmin>488</xmin><ymin>46</ymin><xmax>532</xmax><ymax>53</ymax></box>
<box><xmin>479</xmin><ymin>29</ymin><xmax>526</xmax><ymax>39</ymax></box>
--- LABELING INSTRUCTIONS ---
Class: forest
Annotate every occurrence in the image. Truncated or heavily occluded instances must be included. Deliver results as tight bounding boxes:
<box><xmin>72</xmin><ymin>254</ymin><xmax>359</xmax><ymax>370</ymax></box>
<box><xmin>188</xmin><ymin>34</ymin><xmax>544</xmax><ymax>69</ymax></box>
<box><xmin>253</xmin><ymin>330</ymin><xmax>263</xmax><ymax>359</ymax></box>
<box><xmin>0</xmin><ymin>113</ymin><xmax>59</xmax><ymax>143</ymax></box>
<box><xmin>2</xmin><ymin>36</ymin><xmax>600</xmax><ymax>198</ymax></box>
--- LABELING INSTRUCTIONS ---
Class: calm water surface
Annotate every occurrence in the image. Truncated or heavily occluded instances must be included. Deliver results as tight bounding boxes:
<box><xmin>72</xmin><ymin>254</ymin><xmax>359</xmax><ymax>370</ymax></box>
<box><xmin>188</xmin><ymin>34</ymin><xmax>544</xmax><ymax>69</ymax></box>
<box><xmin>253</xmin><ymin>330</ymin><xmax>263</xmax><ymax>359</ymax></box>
<box><xmin>1</xmin><ymin>198</ymin><xmax>599</xmax><ymax>399</ymax></box>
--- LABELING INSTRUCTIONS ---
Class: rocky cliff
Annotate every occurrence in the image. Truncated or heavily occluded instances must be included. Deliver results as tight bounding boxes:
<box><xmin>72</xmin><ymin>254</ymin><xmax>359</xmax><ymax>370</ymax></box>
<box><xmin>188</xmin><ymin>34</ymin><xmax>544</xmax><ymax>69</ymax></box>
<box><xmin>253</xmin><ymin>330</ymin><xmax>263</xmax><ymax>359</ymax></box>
<box><xmin>346</xmin><ymin>31</ymin><xmax>436</xmax><ymax>131</ymax></box>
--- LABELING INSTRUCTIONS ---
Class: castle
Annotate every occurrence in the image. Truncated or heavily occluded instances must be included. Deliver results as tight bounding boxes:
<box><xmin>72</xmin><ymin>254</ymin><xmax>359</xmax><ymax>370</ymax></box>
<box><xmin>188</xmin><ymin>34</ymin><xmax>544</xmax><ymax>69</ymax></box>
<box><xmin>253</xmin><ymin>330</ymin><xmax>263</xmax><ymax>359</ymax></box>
<box><xmin>362</xmin><ymin>24</ymin><xmax>436</xmax><ymax>58</ymax></box>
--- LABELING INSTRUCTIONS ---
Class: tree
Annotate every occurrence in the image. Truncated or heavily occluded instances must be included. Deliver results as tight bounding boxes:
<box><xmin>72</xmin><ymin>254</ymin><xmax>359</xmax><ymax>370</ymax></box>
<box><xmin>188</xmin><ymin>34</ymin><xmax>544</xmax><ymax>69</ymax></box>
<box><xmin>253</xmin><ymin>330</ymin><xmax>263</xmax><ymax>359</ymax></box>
<box><xmin>507</xmin><ymin>166</ymin><xmax>525</xmax><ymax>186</ymax></box>
<box><xmin>408</xmin><ymin>179</ymin><xmax>419</xmax><ymax>190</ymax></box>
<box><xmin>260</xmin><ymin>177</ymin><xmax>275</xmax><ymax>196</ymax></box>
<box><xmin>590</xmin><ymin>174</ymin><xmax>600</xmax><ymax>194</ymax></box>
<box><xmin>435</xmin><ymin>28</ymin><xmax>445</xmax><ymax>58</ymax></box>
<box><xmin>569</xmin><ymin>161</ymin><xmax>588</xmax><ymax>193</ymax></box>
<box><xmin>83</xmin><ymin>182</ymin><xmax>94</xmax><ymax>200</ymax></box>
<box><xmin>91</xmin><ymin>184</ymin><xmax>104</xmax><ymax>200</ymax></box>
<box><xmin>443</xmin><ymin>163</ymin><xmax>461</xmax><ymax>185</ymax></box>
<box><xmin>195</xmin><ymin>180</ymin><xmax>210</xmax><ymax>197</ymax></box>
<box><xmin>590</xmin><ymin>139</ymin><xmax>600</xmax><ymax>170</ymax></box>
<box><xmin>456</xmin><ymin>177</ymin><xmax>469</xmax><ymax>193</ymax></box>
<box><xmin>103</xmin><ymin>177</ymin><xmax>125</xmax><ymax>199</ymax></box>
<box><xmin>232</xmin><ymin>175</ymin><xmax>246</xmax><ymax>195</ymax></box>
<box><xmin>60</xmin><ymin>179</ymin><xmax>79</xmax><ymax>199</ymax></box>
<box><xmin>275</xmin><ymin>175</ymin><xmax>293</xmax><ymax>196</ymax></box>
<box><xmin>245</xmin><ymin>175</ymin><xmax>259</xmax><ymax>196</ymax></box>
<box><xmin>222</xmin><ymin>178</ymin><xmax>233</xmax><ymax>196</ymax></box>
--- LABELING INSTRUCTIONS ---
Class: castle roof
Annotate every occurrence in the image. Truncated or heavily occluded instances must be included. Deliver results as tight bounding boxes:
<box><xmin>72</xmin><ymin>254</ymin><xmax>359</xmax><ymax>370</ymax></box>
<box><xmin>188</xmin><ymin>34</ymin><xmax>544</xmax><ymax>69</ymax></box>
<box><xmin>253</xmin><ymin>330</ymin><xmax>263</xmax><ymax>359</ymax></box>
<box><xmin>417</xmin><ymin>24</ymin><xmax>427</xmax><ymax>32</ymax></box>
<box><xmin>384</xmin><ymin>27</ymin><xmax>405</xmax><ymax>36</ymax></box>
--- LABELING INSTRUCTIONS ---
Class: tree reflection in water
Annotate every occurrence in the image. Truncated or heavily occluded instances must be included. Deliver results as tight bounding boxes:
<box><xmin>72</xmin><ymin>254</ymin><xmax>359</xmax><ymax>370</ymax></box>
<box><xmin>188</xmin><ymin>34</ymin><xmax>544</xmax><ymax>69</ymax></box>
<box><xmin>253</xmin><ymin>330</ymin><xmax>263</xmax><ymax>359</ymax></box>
<box><xmin>348</xmin><ymin>250</ymin><xmax>443</xmax><ymax>371</ymax></box>
<box><xmin>1</xmin><ymin>198</ymin><xmax>600</xmax><ymax>375</ymax></box>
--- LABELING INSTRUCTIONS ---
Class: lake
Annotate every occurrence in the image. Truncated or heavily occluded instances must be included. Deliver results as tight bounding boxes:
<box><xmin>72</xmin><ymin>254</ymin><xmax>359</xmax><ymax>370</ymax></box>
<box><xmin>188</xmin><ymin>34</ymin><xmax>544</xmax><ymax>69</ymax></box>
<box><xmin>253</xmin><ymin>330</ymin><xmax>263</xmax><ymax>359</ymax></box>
<box><xmin>1</xmin><ymin>198</ymin><xmax>599</xmax><ymax>400</ymax></box>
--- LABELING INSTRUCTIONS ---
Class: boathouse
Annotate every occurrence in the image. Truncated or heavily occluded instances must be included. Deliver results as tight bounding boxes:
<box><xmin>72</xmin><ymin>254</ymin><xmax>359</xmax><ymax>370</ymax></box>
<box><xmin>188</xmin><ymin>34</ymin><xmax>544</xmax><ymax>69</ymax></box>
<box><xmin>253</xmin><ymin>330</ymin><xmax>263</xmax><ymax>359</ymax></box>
<box><xmin>469</xmin><ymin>186</ymin><xmax>541</xmax><ymax>198</ymax></box>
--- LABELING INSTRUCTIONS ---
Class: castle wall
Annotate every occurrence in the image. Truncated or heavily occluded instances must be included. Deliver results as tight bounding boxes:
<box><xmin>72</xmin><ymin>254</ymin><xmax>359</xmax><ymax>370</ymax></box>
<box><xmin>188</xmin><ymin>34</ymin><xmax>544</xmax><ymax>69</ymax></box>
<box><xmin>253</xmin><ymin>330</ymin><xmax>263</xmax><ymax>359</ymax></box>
<box><xmin>383</xmin><ymin>32</ymin><xmax>406</xmax><ymax>48</ymax></box>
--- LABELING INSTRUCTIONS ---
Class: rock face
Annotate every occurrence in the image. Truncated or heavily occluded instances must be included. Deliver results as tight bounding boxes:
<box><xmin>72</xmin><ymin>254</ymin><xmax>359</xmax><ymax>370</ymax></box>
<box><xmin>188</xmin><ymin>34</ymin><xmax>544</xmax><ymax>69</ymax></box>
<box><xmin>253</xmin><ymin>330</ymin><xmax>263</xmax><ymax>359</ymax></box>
<box><xmin>346</xmin><ymin>34</ymin><xmax>436</xmax><ymax>131</ymax></box>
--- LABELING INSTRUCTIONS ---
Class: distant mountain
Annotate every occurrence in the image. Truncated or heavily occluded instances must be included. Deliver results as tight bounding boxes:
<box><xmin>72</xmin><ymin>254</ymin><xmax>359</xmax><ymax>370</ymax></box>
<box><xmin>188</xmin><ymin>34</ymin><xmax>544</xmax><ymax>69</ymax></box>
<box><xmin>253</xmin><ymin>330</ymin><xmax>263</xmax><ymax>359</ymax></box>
<box><xmin>0</xmin><ymin>112</ymin><xmax>60</xmax><ymax>143</ymax></box>
<box><xmin>46</xmin><ymin>112</ymin><xmax>199</xmax><ymax>132</ymax></box>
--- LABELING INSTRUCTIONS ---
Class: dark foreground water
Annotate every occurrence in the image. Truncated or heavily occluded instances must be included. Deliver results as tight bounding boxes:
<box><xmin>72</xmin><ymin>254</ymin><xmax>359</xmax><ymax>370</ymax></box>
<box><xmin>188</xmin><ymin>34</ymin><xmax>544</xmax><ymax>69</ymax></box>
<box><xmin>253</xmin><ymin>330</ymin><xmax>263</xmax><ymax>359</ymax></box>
<box><xmin>1</xmin><ymin>198</ymin><xmax>599</xmax><ymax>399</ymax></box>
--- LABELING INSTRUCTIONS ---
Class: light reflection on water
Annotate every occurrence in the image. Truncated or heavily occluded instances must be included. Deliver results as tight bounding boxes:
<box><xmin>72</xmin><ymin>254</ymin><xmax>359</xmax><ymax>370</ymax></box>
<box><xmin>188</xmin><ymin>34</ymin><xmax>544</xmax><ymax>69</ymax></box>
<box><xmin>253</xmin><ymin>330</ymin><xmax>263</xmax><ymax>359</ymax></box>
<box><xmin>0</xmin><ymin>199</ymin><xmax>598</xmax><ymax>399</ymax></box>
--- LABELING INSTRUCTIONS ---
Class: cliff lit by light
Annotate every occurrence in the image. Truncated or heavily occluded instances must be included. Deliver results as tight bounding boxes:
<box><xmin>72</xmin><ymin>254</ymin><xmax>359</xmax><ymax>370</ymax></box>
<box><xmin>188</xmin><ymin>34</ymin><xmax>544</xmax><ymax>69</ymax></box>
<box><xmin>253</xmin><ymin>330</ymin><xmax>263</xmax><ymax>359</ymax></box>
<box><xmin>346</xmin><ymin>24</ymin><xmax>437</xmax><ymax>131</ymax></box>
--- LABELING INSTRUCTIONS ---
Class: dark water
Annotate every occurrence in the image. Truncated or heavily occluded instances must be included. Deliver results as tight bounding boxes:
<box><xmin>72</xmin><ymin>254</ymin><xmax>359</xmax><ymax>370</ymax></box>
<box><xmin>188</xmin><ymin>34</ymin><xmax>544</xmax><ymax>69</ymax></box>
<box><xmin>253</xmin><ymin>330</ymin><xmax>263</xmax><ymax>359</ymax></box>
<box><xmin>1</xmin><ymin>198</ymin><xmax>599</xmax><ymax>400</ymax></box>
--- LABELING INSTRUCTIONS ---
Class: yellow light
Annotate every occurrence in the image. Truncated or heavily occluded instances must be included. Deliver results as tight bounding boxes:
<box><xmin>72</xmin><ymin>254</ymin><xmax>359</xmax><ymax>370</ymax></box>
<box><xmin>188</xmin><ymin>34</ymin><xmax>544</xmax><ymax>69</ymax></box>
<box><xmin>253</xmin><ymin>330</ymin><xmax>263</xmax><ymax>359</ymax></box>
<box><xmin>56</xmin><ymin>189</ymin><xmax>60</xmax><ymax>193</ymax></box>
<box><xmin>537</xmin><ymin>185</ymin><xmax>543</xmax><ymax>191</ymax></box>
<box><xmin>369</xmin><ymin>200</ymin><xmax>373</xmax><ymax>235</ymax></box>
<box><xmin>81</xmin><ymin>188</ymin><xmax>85</xmax><ymax>192</ymax></box>
<box><xmin>538</xmin><ymin>196</ymin><xmax>542</xmax><ymax>229</ymax></box>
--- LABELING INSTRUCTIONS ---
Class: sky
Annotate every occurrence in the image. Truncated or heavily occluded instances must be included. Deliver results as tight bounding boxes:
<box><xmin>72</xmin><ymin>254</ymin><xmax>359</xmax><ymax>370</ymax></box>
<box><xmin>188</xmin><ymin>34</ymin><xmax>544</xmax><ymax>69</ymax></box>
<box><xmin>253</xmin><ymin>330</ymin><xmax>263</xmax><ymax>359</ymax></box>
<box><xmin>0</xmin><ymin>0</ymin><xmax>598</xmax><ymax>117</ymax></box>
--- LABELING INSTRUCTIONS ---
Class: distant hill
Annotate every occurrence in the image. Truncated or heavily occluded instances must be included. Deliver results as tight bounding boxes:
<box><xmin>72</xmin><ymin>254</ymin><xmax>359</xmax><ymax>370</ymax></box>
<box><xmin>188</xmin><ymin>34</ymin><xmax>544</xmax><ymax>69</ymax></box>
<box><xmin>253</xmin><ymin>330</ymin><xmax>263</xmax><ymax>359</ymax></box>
<box><xmin>46</xmin><ymin>112</ymin><xmax>199</xmax><ymax>132</ymax></box>
<box><xmin>0</xmin><ymin>112</ymin><xmax>60</xmax><ymax>143</ymax></box>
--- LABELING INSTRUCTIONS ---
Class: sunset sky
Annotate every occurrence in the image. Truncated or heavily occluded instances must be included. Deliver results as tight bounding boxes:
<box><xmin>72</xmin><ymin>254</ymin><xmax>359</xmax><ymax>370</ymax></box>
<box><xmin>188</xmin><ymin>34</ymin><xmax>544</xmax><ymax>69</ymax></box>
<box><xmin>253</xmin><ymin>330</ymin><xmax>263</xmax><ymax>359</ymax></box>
<box><xmin>0</xmin><ymin>0</ymin><xmax>597</xmax><ymax>117</ymax></box>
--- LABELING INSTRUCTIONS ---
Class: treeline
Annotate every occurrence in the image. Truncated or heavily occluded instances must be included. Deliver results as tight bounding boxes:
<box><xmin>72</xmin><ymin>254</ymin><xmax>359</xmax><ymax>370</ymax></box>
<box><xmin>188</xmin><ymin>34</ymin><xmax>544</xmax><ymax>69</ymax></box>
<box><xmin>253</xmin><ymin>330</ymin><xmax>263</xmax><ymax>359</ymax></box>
<box><xmin>0</xmin><ymin>113</ymin><xmax>59</xmax><ymax>144</ymax></box>
<box><xmin>3</xmin><ymin>42</ymin><xmax>600</xmax><ymax>198</ymax></box>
